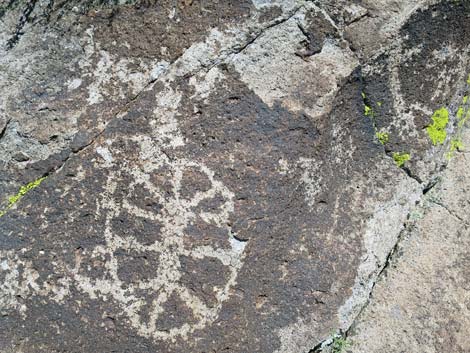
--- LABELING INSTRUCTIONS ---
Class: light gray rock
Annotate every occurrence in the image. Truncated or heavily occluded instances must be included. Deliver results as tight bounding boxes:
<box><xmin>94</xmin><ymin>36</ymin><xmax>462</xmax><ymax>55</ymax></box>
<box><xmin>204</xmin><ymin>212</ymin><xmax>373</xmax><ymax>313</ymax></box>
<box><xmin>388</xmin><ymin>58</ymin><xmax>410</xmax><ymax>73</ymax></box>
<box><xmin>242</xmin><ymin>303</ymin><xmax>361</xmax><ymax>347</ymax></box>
<box><xmin>348</xmin><ymin>127</ymin><xmax>470</xmax><ymax>353</ymax></box>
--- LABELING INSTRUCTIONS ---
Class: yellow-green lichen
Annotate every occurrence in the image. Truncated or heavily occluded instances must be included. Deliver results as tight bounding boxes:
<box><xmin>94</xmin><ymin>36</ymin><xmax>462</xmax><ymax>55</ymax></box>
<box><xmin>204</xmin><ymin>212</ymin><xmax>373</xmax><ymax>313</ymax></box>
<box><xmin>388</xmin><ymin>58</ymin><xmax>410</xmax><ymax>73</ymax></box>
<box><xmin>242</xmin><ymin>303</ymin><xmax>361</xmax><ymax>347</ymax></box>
<box><xmin>0</xmin><ymin>177</ymin><xmax>46</xmax><ymax>217</ymax></box>
<box><xmin>375</xmin><ymin>131</ymin><xmax>389</xmax><ymax>144</ymax></box>
<box><xmin>444</xmin><ymin>75</ymin><xmax>470</xmax><ymax>160</ymax></box>
<box><xmin>393</xmin><ymin>152</ymin><xmax>411</xmax><ymax>167</ymax></box>
<box><xmin>361</xmin><ymin>91</ymin><xmax>374</xmax><ymax>117</ymax></box>
<box><xmin>446</xmin><ymin>138</ymin><xmax>465</xmax><ymax>160</ymax></box>
<box><xmin>450</xmin><ymin>138</ymin><xmax>464</xmax><ymax>152</ymax></box>
<box><xmin>460</xmin><ymin>110</ymin><xmax>470</xmax><ymax>128</ymax></box>
<box><xmin>426</xmin><ymin>107</ymin><xmax>449</xmax><ymax>145</ymax></box>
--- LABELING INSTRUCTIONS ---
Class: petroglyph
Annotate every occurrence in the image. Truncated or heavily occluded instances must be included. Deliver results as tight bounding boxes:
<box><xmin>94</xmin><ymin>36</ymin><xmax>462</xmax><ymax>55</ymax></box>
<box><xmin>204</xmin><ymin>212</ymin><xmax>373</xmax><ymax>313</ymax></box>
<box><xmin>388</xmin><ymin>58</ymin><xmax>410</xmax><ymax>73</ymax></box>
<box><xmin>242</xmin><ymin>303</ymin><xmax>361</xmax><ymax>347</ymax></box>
<box><xmin>0</xmin><ymin>84</ymin><xmax>246</xmax><ymax>342</ymax></box>
<box><xmin>2</xmin><ymin>1</ymin><xmax>470</xmax><ymax>352</ymax></box>
<box><xmin>71</xmin><ymin>135</ymin><xmax>246</xmax><ymax>341</ymax></box>
<box><xmin>0</xmin><ymin>250</ymin><xmax>72</xmax><ymax>318</ymax></box>
<box><xmin>80</xmin><ymin>26</ymin><xmax>169</xmax><ymax>105</ymax></box>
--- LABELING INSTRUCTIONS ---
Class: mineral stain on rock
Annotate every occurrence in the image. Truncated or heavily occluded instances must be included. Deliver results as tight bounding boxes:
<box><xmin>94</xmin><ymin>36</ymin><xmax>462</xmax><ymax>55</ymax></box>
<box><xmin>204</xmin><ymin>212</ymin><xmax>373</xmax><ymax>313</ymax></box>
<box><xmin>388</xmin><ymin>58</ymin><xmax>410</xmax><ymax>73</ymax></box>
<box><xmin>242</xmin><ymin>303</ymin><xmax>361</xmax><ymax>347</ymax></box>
<box><xmin>0</xmin><ymin>1</ymin><xmax>469</xmax><ymax>352</ymax></box>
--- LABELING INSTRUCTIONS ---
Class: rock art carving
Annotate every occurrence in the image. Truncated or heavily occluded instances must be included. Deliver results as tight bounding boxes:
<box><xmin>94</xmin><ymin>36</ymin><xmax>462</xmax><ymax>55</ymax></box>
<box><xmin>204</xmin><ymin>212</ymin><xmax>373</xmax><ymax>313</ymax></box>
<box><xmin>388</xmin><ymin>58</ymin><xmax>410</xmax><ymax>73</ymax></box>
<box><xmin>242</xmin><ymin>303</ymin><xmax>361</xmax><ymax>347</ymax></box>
<box><xmin>1</xmin><ymin>1</ymin><xmax>470</xmax><ymax>352</ymax></box>
<box><xmin>1</xmin><ymin>85</ymin><xmax>246</xmax><ymax>343</ymax></box>
<box><xmin>71</xmin><ymin>134</ymin><xmax>245</xmax><ymax>341</ymax></box>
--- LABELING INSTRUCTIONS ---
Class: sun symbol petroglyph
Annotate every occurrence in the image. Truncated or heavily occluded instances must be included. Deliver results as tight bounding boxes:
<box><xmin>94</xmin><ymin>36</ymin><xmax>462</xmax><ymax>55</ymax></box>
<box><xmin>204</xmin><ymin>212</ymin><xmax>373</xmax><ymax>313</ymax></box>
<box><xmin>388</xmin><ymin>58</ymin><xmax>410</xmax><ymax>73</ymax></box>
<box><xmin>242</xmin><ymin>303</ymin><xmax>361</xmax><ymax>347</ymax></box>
<box><xmin>71</xmin><ymin>134</ymin><xmax>246</xmax><ymax>341</ymax></box>
<box><xmin>0</xmin><ymin>84</ymin><xmax>246</xmax><ymax>341</ymax></box>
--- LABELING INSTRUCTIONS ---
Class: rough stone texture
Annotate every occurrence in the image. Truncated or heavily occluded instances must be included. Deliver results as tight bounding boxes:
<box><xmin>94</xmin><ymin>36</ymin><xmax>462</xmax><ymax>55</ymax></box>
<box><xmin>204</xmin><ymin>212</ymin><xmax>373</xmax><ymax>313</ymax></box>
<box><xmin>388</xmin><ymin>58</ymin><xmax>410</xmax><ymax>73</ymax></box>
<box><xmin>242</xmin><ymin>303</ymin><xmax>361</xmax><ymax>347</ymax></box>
<box><xmin>0</xmin><ymin>0</ymin><xmax>469</xmax><ymax>352</ymax></box>
<box><xmin>348</xmin><ymin>127</ymin><xmax>470</xmax><ymax>353</ymax></box>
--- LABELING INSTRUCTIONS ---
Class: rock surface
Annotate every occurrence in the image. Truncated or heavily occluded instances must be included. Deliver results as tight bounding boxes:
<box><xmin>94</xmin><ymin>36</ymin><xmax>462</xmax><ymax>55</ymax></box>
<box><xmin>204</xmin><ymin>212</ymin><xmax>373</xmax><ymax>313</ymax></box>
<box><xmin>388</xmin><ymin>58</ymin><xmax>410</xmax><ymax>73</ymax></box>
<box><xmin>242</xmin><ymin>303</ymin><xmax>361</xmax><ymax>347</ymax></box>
<box><xmin>0</xmin><ymin>0</ymin><xmax>468</xmax><ymax>352</ymax></box>
<box><xmin>348</xmin><ymin>126</ymin><xmax>470</xmax><ymax>353</ymax></box>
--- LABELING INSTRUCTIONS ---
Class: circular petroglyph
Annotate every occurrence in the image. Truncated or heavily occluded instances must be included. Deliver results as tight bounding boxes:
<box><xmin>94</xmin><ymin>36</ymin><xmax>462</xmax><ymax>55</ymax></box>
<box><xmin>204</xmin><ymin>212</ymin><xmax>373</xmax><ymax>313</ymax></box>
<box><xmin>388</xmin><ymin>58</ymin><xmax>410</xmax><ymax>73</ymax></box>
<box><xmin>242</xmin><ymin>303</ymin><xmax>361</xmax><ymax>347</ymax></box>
<box><xmin>71</xmin><ymin>135</ymin><xmax>246</xmax><ymax>341</ymax></box>
<box><xmin>0</xmin><ymin>85</ymin><xmax>247</xmax><ymax>342</ymax></box>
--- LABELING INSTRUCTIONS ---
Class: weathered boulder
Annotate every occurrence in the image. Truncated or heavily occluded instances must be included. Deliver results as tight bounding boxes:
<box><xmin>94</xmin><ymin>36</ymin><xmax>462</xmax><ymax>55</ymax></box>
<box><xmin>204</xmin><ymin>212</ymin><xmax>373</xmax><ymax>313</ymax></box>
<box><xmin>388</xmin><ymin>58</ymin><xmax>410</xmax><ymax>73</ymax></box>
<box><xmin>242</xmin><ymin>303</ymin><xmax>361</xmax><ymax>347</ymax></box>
<box><xmin>0</xmin><ymin>1</ymin><xmax>469</xmax><ymax>352</ymax></box>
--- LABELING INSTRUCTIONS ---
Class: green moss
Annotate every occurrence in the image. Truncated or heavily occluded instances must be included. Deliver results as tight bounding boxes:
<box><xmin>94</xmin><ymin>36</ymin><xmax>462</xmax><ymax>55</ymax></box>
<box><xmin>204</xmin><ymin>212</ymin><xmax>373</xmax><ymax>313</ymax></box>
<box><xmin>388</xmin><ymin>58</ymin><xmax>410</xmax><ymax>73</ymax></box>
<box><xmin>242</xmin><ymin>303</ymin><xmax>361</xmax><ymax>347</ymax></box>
<box><xmin>463</xmin><ymin>96</ymin><xmax>468</xmax><ymax>104</ymax></box>
<box><xmin>467</xmin><ymin>73</ymin><xmax>470</xmax><ymax>85</ymax></box>
<box><xmin>393</xmin><ymin>152</ymin><xmax>411</xmax><ymax>167</ymax></box>
<box><xmin>377</xmin><ymin>101</ymin><xmax>382</xmax><ymax>107</ymax></box>
<box><xmin>0</xmin><ymin>177</ymin><xmax>46</xmax><ymax>218</ymax></box>
<box><xmin>375</xmin><ymin>131</ymin><xmax>389</xmax><ymax>144</ymax></box>
<box><xmin>426</xmin><ymin>107</ymin><xmax>449</xmax><ymax>145</ymax></box>
<box><xmin>457</xmin><ymin>106</ymin><xmax>464</xmax><ymax>120</ymax></box>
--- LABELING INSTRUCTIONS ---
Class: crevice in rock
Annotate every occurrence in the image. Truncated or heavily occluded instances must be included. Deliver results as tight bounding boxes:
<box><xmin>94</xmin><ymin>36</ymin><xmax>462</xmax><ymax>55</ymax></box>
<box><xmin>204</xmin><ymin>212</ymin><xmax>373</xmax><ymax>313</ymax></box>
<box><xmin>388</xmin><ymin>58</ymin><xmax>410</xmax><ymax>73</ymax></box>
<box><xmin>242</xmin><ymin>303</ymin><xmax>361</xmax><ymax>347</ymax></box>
<box><xmin>0</xmin><ymin>118</ymin><xmax>11</xmax><ymax>141</ymax></box>
<box><xmin>402</xmin><ymin>166</ymin><xmax>423</xmax><ymax>184</ymax></box>
<box><xmin>42</xmin><ymin>0</ymin><xmax>56</xmax><ymax>25</ymax></box>
<box><xmin>5</xmin><ymin>0</ymin><xmax>38</xmax><ymax>50</ymax></box>
<box><xmin>309</xmin><ymin>340</ymin><xmax>324</xmax><ymax>353</ymax></box>
<box><xmin>9</xmin><ymin>7</ymin><xmax>298</xmax><ymax>188</ymax></box>
<box><xmin>309</xmin><ymin>219</ymin><xmax>412</xmax><ymax>352</ymax></box>
<box><xmin>230</xmin><ymin>6</ymin><xmax>302</xmax><ymax>57</ymax></box>
<box><xmin>309</xmin><ymin>331</ymin><xmax>350</xmax><ymax>353</ymax></box>
<box><xmin>309</xmin><ymin>169</ymin><xmax>467</xmax><ymax>353</ymax></box>
<box><xmin>295</xmin><ymin>23</ymin><xmax>322</xmax><ymax>59</ymax></box>
<box><xmin>422</xmin><ymin>176</ymin><xmax>440</xmax><ymax>195</ymax></box>
<box><xmin>181</xmin><ymin>5</ymin><xmax>303</xmax><ymax>82</ymax></box>
<box><xmin>430</xmin><ymin>199</ymin><xmax>469</xmax><ymax>226</ymax></box>
<box><xmin>346</xmin><ymin>12</ymin><xmax>370</xmax><ymax>26</ymax></box>
<box><xmin>308</xmin><ymin>148</ymin><xmax>461</xmax><ymax>352</ymax></box>
<box><xmin>17</xmin><ymin>6</ymin><xmax>306</xmax><ymax>192</ymax></box>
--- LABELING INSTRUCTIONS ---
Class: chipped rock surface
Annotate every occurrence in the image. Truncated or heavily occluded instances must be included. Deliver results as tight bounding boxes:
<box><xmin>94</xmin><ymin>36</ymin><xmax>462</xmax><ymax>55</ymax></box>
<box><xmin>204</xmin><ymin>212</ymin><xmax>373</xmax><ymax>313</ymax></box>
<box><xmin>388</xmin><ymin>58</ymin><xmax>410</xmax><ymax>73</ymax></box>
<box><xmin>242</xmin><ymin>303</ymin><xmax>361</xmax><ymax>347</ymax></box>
<box><xmin>0</xmin><ymin>1</ymin><xmax>469</xmax><ymax>352</ymax></box>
